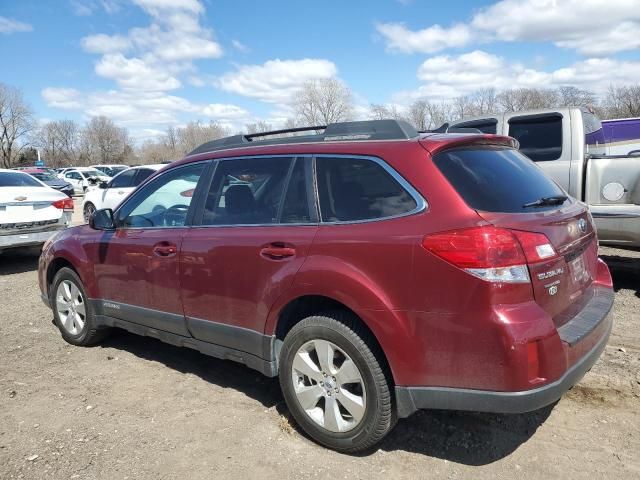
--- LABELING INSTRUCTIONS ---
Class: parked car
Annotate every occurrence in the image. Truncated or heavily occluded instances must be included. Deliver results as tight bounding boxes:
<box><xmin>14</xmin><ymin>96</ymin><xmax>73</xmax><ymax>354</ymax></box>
<box><xmin>91</xmin><ymin>164</ymin><xmax>129</xmax><ymax>178</ymax></box>
<box><xmin>1</xmin><ymin>169</ymin><xmax>73</xmax><ymax>253</ymax></box>
<box><xmin>82</xmin><ymin>165</ymin><xmax>163</xmax><ymax>222</ymax></box>
<box><xmin>59</xmin><ymin>167</ymin><xmax>111</xmax><ymax>194</ymax></box>
<box><xmin>449</xmin><ymin>107</ymin><xmax>640</xmax><ymax>249</ymax></box>
<box><xmin>601</xmin><ymin>117</ymin><xmax>640</xmax><ymax>156</ymax></box>
<box><xmin>22</xmin><ymin>168</ymin><xmax>75</xmax><ymax>198</ymax></box>
<box><xmin>39</xmin><ymin>120</ymin><xmax>613</xmax><ymax>452</ymax></box>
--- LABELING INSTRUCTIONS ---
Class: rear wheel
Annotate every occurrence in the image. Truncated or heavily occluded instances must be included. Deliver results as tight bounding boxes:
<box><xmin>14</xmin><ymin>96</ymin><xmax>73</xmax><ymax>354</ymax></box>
<box><xmin>51</xmin><ymin>267</ymin><xmax>110</xmax><ymax>346</ymax></box>
<box><xmin>279</xmin><ymin>312</ymin><xmax>394</xmax><ymax>452</ymax></box>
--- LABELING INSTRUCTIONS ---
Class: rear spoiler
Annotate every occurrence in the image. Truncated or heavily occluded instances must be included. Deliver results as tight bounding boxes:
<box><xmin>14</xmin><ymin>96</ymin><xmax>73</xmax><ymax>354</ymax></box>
<box><xmin>420</xmin><ymin>123</ymin><xmax>484</xmax><ymax>134</ymax></box>
<box><xmin>420</xmin><ymin>133</ymin><xmax>519</xmax><ymax>155</ymax></box>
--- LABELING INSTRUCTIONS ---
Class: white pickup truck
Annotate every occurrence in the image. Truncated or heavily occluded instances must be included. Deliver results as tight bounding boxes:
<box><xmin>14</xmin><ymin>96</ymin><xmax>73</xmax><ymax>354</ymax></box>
<box><xmin>450</xmin><ymin>107</ymin><xmax>640</xmax><ymax>249</ymax></box>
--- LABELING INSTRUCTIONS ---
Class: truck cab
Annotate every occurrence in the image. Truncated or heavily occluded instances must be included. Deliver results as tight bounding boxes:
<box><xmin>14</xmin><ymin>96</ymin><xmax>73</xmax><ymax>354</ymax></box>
<box><xmin>450</xmin><ymin>108</ymin><xmax>640</xmax><ymax>249</ymax></box>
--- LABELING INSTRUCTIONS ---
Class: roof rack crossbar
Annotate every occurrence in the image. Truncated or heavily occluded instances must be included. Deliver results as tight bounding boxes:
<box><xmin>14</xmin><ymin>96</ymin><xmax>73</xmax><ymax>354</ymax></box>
<box><xmin>245</xmin><ymin>125</ymin><xmax>326</xmax><ymax>140</ymax></box>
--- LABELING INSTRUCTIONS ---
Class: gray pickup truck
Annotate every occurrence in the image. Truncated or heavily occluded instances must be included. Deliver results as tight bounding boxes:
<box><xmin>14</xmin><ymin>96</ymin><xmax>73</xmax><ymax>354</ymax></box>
<box><xmin>450</xmin><ymin>107</ymin><xmax>640</xmax><ymax>249</ymax></box>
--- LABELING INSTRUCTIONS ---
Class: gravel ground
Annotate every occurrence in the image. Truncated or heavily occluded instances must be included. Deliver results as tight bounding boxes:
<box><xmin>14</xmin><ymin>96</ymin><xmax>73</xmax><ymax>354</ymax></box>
<box><xmin>0</xmin><ymin>202</ymin><xmax>638</xmax><ymax>479</ymax></box>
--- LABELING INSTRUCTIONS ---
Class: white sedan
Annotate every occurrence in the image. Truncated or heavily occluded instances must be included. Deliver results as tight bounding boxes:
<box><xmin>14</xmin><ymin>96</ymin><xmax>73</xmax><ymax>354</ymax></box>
<box><xmin>60</xmin><ymin>167</ymin><xmax>111</xmax><ymax>195</ymax></box>
<box><xmin>82</xmin><ymin>164</ymin><xmax>163</xmax><ymax>222</ymax></box>
<box><xmin>0</xmin><ymin>169</ymin><xmax>73</xmax><ymax>253</ymax></box>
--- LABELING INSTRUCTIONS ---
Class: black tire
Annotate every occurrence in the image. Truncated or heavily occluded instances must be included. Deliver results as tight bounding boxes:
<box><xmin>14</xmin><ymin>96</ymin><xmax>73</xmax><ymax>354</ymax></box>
<box><xmin>279</xmin><ymin>311</ymin><xmax>394</xmax><ymax>452</ymax></box>
<box><xmin>51</xmin><ymin>267</ymin><xmax>110</xmax><ymax>346</ymax></box>
<box><xmin>83</xmin><ymin>202</ymin><xmax>96</xmax><ymax>224</ymax></box>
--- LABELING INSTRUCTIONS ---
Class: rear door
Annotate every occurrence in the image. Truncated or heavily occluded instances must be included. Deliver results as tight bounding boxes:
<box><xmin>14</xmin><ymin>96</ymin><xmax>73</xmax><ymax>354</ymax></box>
<box><xmin>180</xmin><ymin>156</ymin><xmax>317</xmax><ymax>354</ymax></box>
<box><xmin>431</xmin><ymin>146</ymin><xmax>598</xmax><ymax>322</ymax></box>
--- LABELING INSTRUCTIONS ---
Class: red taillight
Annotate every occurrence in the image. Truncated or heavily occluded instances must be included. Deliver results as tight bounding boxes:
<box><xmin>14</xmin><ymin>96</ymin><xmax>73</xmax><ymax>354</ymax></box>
<box><xmin>422</xmin><ymin>227</ymin><xmax>526</xmax><ymax>268</ymax></box>
<box><xmin>52</xmin><ymin>198</ymin><xmax>74</xmax><ymax>211</ymax></box>
<box><xmin>511</xmin><ymin>230</ymin><xmax>557</xmax><ymax>263</ymax></box>
<box><xmin>422</xmin><ymin>226</ymin><xmax>556</xmax><ymax>283</ymax></box>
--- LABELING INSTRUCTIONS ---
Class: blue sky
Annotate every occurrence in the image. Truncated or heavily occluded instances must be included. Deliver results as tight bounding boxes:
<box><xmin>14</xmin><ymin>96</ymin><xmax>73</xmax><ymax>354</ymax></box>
<box><xmin>1</xmin><ymin>0</ymin><xmax>639</xmax><ymax>140</ymax></box>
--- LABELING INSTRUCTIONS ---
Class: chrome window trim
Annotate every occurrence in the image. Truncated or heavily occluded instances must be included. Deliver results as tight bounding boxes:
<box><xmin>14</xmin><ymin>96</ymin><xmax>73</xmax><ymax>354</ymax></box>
<box><xmin>314</xmin><ymin>154</ymin><xmax>427</xmax><ymax>225</ymax></box>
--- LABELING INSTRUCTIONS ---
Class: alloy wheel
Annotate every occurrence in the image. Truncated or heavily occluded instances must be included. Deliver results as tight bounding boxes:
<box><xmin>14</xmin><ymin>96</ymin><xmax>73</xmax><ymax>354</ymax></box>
<box><xmin>55</xmin><ymin>280</ymin><xmax>86</xmax><ymax>335</ymax></box>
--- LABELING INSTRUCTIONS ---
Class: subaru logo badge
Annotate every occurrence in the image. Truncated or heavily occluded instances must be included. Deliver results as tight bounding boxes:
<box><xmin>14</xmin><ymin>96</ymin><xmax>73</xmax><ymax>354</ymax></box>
<box><xmin>578</xmin><ymin>218</ymin><xmax>587</xmax><ymax>234</ymax></box>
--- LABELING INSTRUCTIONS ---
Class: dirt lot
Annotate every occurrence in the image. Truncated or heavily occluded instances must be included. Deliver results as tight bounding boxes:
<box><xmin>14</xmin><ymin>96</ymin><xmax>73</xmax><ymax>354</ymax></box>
<box><xmin>1</xmin><ymin>204</ymin><xmax>639</xmax><ymax>479</ymax></box>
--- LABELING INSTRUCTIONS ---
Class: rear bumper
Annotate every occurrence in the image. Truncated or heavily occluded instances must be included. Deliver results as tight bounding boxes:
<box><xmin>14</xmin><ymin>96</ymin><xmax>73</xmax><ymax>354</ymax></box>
<box><xmin>396</xmin><ymin>287</ymin><xmax>614</xmax><ymax>418</ymax></box>
<box><xmin>0</xmin><ymin>228</ymin><xmax>64</xmax><ymax>251</ymax></box>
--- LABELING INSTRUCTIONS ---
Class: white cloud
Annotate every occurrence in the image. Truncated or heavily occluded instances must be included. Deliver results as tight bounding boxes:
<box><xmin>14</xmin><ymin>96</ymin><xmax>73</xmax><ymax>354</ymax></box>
<box><xmin>217</xmin><ymin>59</ymin><xmax>338</xmax><ymax>103</ymax></box>
<box><xmin>378</xmin><ymin>0</ymin><xmax>640</xmax><ymax>56</ymax></box>
<box><xmin>70</xmin><ymin>0</ymin><xmax>122</xmax><ymax>16</ymax></box>
<box><xmin>79</xmin><ymin>0</ymin><xmax>222</xmax><ymax>91</ymax></box>
<box><xmin>0</xmin><ymin>16</ymin><xmax>33</xmax><ymax>34</ymax></box>
<box><xmin>395</xmin><ymin>50</ymin><xmax>640</xmax><ymax>103</ymax></box>
<box><xmin>231</xmin><ymin>39</ymin><xmax>250</xmax><ymax>53</ymax></box>
<box><xmin>42</xmin><ymin>87</ymin><xmax>251</xmax><ymax>130</ymax></box>
<box><xmin>376</xmin><ymin>22</ymin><xmax>471</xmax><ymax>54</ymax></box>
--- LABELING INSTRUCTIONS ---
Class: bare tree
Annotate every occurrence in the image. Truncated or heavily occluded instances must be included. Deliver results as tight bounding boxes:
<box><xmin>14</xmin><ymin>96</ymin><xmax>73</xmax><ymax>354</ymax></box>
<box><xmin>368</xmin><ymin>103</ymin><xmax>407</xmax><ymax>122</ymax></box>
<box><xmin>600</xmin><ymin>85</ymin><xmax>640</xmax><ymax>119</ymax></box>
<box><xmin>0</xmin><ymin>83</ymin><xmax>35</xmax><ymax>168</ymax></box>
<box><xmin>34</xmin><ymin>119</ymin><xmax>81</xmax><ymax>167</ymax></box>
<box><xmin>245</xmin><ymin>121</ymin><xmax>273</xmax><ymax>134</ymax></box>
<box><xmin>470</xmin><ymin>88</ymin><xmax>497</xmax><ymax>115</ymax></box>
<box><xmin>294</xmin><ymin>79</ymin><xmax>354</xmax><ymax>125</ymax></box>
<box><xmin>82</xmin><ymin>116</ymin><xmax>131</xmax><ymax>165</ymax></box>
<box><xmin>557</xmin><ymin>86</ymin><xmax>595</xmax><ymax>108</ymax></box>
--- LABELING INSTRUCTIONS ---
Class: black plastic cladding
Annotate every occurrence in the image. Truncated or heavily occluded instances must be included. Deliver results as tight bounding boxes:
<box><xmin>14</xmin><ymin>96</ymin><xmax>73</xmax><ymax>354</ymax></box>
<box><xmin>188</xmin><ymin>119</ymin><xmax>420</xmax><ymax>156</ymax></box>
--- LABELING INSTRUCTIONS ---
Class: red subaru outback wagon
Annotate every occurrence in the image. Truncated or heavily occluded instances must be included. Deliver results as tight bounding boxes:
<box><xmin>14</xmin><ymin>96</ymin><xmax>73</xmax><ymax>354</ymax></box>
<box><xmin>39</xmin><ymin>120</ymin><xmax>613</xmax><ymax>452</ymax></box>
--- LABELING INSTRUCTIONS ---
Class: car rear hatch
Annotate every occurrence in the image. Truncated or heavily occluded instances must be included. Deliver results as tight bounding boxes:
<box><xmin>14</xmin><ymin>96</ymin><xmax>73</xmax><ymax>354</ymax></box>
<box><xmin>428</xmin><ymin>143</ymin><xmax>598</xmax><ymax>326</ymax></box>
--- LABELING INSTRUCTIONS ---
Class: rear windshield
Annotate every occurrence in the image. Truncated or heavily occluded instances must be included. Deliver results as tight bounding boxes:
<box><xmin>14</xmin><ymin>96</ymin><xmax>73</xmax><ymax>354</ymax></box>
<box><xmin>0</xmin><ymin>172</ymin><xmax>44</xmax><ymax>188</ymax></box>
<box><xmin>432</xmin><ymin>147</ymin><xmax>567</xmax><ymax>213</ymax></box>
<box><xmin>31</xmin><ymin>172</ymin><xmax>58</xmax><ymax>181</ymax></box>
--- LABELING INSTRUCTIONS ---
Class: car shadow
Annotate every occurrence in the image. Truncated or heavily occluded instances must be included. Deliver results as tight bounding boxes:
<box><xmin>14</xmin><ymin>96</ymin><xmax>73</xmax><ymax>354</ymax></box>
<box><xmin>99</xmin><ymin>328</ymin><xmax>553</xmax><ymax>464</ymax></box>
<box><xmin>99</xmin><ymin>330</ymin><xmax>282</xmax><ymax>409</ymax></box>
<box><xmin>0</xmin><ymin>249</ymin><xmax>40</xmax><ymax>275</ymax></box>
<box><xmin>377</xmin><ymin>405</ymin><xmax>554</xmax><ymax>465</ymax></box>
<box><xmin>600</xmin><ymin>254</ymin><xmax>640</xmax><ymax>298</ymax></box>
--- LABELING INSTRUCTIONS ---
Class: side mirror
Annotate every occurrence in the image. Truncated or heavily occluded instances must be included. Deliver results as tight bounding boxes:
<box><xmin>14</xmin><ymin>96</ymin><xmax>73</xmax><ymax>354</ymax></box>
<box><xmin>89</xmin><ymin>208</ymin><xmax>116</xmax><ymax>230</ymax></box>
<box><xmin>99</xmin><ymin>181</ymin><xmax>109</xmax><ymax>189</ymax></box>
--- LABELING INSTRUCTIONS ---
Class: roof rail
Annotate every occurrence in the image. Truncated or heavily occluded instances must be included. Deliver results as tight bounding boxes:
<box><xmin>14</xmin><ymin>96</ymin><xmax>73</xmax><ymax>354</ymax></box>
<box><xmin>188</xmin><ymin>119</ymin><xmax>419</xmax><ymax>156</ymax></box>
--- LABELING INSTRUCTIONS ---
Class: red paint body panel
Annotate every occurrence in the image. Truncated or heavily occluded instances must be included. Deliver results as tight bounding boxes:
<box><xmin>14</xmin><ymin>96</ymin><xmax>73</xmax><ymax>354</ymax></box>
<box><xmin>39</xmin><ymin>132</ymin><xmax>614</xmax><ymax>399</ymax></box>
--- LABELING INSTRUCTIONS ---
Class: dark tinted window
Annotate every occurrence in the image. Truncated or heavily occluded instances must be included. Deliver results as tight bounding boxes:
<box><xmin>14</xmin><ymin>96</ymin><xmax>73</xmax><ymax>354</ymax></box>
<box><xmin>281</xmin><ymin>159</ymin><xmax>312</xmax><ymax>223</ymax></box>
<box><xmin>203</xmin><ymin>157</ymin><xmax>293</xmax><ymax>225</ymax></box>
<box><xmin>316</xmin><ymin>157</ymin><xmax>418</xmax><ymax>222</ymax></box>
<box><xmin>110</xmin><ymin>169</ymin><xmax>136</xmax><ymax>188</ymax></box>
<box><xmin>433</xmin><ymin>147</ymin><xmax>566</xmax><ymax>213</ymax></box>
<box><xmin>508</xmin><ymin>115</ymin><xmax>562</xmax><ymax>161</ymax></box>
<box><xmin>66</xmin><ymin>171</ymin><xmax>81</xmax><ymax>180</ymax></box>
<box><xmin>0</xmin><ymin>172</ymin><xmax>43</xmax><ymax>187</ymax></box>
<box><xmin>454</xmin><ymin>119</ymin><xmax>497</xmax><ymax>134</ymax></box>
<box><xmin>31</xmin><ymin>172</ymin><xmax>58</xmax><ymax>181</ymax></box>
<box><xmin>133</xmin><ymin>168</ymin><xmax>154</xmax><ymax>186</ymax></box>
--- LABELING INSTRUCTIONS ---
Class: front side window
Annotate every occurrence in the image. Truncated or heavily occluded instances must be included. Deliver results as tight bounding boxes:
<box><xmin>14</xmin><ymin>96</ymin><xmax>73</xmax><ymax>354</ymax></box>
<box><xmin>109</xmin><ymin>169</ymin><xmax>136</xmax><ymax>188</ymax></box>
<box><xmin>118</xmin><ymin>163</ymin><xmax>204</xmax><ymax>228</ymax></box>
<box><xmin>202</xmin><ymin>157</ymin><xmax>296</xmax><ymax>225</ymax></box>
<box><xmin>316</xmin><ymin>157</ymin><xmax>418</xmax><ymax>222</ymax></box>
<box><xmin>508</xmin><ymin>114</ymin><xmax>563</xmax><ymax>161</ymax></box>
<box><xmin>133</xmin><ymin>168</ymin><xmax>155</xmax><ymax>186</ymax></box>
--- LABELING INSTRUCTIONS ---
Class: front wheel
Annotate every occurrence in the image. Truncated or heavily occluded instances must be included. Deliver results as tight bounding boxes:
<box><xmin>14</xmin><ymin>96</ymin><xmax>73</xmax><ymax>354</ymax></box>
<box><xmin>279</xmin><ymin>312</ymin><xmax>394</xmax><ymax>452</ymax></box>
<box><xmin>51</xmin><ymin>267</ymin><xmax>110</xmax><ymax>346</ymax></box>
<box><xmin>83</xmin><ymin>202</ymin><xmax>96</xmax><ymax>224</ymax></box>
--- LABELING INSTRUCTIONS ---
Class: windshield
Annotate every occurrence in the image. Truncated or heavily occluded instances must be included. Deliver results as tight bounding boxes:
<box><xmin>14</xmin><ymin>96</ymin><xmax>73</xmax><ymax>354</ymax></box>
<box><xmin>31</xmin><ymin>172</ymin><xmax>59</xmax><ymax>182</ymax></box>
<box><xmin>433</xmin><ymin>147</ymin><xmax>567</xmax><ymax>213</ymax></box>
<box><xmin>0</xmin><ymin>172</ymin><xmax>44</xmax><ymax>188</ymax></box>
<box><xmin>81</xmin><ymin>169</ymin><xmax>104</xmax><ymax>177</ymax></box>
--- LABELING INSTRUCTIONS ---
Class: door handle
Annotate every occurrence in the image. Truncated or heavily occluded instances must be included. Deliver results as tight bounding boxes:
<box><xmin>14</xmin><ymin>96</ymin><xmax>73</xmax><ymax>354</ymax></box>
<box><xmin>153</xmin><ymin>242</ymin><xmax>178</xmax><ymax>257</ymax></box>
<box><xmin>260</xmin><ymin>245</ymin><xmax>295</xmax><ymax>259</ymax></box>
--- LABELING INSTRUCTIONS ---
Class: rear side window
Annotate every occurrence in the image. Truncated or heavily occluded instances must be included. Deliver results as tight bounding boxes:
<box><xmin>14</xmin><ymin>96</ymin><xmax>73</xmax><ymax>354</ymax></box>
<box><xmin>110</xmin><ymin>169</ymin><xmax>136</xmax><ymax>188</ymax></box>
<box><xmin>134</xmin><ymin>168</ymin><xmax>154</xmax><ymax>186</ymax></box>
<box><xmin>508</xmin><ymin>114</ymin><xmax>562</xmax><ymax>161</ymax></box>
<box><xmin>202</xmin><ymin>157</ymin><xmax>296</xmax><ymax>225</ymax></box>
<box><xmin>316</xmin><ymin>157</ymin><xmax>418</xmax><ymax>222</ymax></box>
<box><xmin>433</xmin><ymin>147</ymin><xmax>566</xmax><ymax>213</ymax></box>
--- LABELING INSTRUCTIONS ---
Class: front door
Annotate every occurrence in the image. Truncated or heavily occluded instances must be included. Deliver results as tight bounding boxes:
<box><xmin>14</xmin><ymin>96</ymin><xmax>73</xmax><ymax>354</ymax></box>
<box><xmin>91</xmin><ymin>162</ymin><xmax>206</xmax><ymax>336</ymax></box>
<box><xmin>101</xmin><ymin>168</ymin><xmax>137</xmax><ymax>210</ymax></box>
<box><xmin>180</xmin><ymin>156</ymin><xmax>317</xmax><ymax>355</ymax></box>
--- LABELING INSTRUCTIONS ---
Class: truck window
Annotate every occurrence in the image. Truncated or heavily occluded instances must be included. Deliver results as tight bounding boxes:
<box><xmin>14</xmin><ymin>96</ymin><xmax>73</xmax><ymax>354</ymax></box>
<box><xmin>453</xmin><ymin>119</ymin><xmax>497</xmax><ymax>134</ymax></box>
<box><xmin>508</xmin><ymin>114</ymin><xmax>562</xmax><ymax>162</ymax></box>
